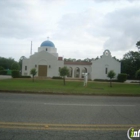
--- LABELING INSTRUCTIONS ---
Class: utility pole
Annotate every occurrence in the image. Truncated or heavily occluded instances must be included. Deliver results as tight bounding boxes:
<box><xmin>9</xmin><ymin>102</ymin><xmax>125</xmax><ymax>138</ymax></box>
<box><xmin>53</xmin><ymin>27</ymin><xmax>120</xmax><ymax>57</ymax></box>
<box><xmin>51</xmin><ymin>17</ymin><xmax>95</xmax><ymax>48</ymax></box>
<box><xmin>30</xmin><ymin>41</ymin><xmax>32</xmax><ymax>55</ymax></box>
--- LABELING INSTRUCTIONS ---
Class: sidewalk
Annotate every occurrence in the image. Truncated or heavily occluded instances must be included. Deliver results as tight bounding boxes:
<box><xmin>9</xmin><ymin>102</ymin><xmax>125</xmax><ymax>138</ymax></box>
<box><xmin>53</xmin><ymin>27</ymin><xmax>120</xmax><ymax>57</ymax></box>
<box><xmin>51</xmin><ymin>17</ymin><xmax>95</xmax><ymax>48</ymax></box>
<box><xmin>0</xmin><ymin>75</ymin><xmax>12</xmax><ymax>80</ymax></box>
<box><xmin>125</xmin><ymin>80</ymin><xmax>139</xmax><ymax>83</ymax></box>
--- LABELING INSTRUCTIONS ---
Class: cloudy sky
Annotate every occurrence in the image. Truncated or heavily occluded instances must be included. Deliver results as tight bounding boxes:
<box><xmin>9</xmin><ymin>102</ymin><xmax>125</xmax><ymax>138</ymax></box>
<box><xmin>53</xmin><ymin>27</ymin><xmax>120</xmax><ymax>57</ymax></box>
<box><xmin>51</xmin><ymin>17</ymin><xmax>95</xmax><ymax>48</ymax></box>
<box><xmin>0</xmin><ymin>0</ymin><xmax>139</xmax><ymax>61</ymax></box>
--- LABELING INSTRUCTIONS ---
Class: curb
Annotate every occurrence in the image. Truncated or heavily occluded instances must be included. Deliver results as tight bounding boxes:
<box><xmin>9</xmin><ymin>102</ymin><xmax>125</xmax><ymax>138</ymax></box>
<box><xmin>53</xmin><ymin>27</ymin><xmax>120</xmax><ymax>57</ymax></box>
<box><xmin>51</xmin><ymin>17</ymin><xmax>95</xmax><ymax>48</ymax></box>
<box><xmin>0</xmin><ymin>90</ymin><xmax>140</xmax><ymax>97</ymax></box>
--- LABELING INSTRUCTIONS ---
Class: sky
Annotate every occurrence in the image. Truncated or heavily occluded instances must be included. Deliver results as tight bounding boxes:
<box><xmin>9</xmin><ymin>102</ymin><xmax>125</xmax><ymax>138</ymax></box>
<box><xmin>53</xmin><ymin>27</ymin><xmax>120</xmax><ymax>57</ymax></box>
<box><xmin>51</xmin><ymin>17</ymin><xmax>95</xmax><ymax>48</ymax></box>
<box><xmin>0</xmin><ymin>0</ymin><xmax>140</xmax><ymax>61</ymax></box>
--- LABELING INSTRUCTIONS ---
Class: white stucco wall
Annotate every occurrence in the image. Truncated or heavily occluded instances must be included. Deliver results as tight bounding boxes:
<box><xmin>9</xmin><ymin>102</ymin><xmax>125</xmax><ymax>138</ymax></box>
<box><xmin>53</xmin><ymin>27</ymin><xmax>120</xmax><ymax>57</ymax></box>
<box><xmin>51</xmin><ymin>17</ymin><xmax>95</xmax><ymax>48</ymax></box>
<box><xmin>38</xmin><ymin>47</ymin><xmax>58</xmax><ymax>57</ymax></box>
<box><xmin>57</xmin><ymin>60</ymin><xmax>64</xmax><ymax>76</ymax></box>
<box><xmin>91</xmin><ymin>51</ymin><xmax>121</xmax><ymax>80</ymax></box>
<box><xmin>22</xmin><ymin>47</ymin><xmax>120</xmax><ymax>80</ymax></box>
<box><xmin>22</xmin><ymin>58</ymin><xmax>30</xmax><ymax>76</ymax></box>
<box><xmin>22</xmin><ymin>50</ymin><xmax>60</xmax><ymax>77</ymax></box>
<box><xmin>64</xmin><ymin>64</ymin><xmax>91</xmax><ymax>79</ymax></box>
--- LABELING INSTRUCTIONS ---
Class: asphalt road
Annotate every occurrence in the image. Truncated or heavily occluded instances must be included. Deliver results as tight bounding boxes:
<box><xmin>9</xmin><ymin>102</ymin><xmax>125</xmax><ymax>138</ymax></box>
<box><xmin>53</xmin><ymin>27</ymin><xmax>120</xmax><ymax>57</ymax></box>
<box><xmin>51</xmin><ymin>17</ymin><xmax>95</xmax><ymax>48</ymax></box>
<box><xmin>0</xmin><ymin>93</ymin><xmax>140</xmax><ymax>140</ymax></box>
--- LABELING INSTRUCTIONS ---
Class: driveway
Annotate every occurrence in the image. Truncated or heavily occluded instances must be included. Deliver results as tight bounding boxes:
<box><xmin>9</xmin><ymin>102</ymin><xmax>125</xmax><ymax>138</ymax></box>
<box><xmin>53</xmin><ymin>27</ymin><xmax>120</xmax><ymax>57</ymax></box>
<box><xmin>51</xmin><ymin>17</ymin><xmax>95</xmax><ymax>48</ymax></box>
<box><xmin>0</xmin><ymin>75</ymin><xmax>12</xmax><ymax>80</ymax></box>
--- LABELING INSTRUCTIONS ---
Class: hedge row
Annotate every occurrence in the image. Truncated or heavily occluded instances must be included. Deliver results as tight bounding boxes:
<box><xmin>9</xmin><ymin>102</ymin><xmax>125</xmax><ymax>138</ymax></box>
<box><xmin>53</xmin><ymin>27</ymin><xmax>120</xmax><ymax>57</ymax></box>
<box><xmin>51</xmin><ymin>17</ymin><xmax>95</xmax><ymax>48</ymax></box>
<box><xmin>94</xmin><ymin>79</ymin><xmax>118</xmax><ymax>82</ymax></box>
<box><xmin>52</xmin><ymin>76</ymin><xmax>62</xmax><ymax>79</ymax></box>
<box><xmin>0</xmin><ymin>70</ymin><xmax>7</xmax><ymax>75</ymax></box>
<box><xmin>117</xmin><ymin>73</ymin><xmax>127</xmax><ymax>82</ymax></box>
<box><xmin>11</xmin><ymin>70</ymin><xmax>20</xmax><ymax>78</ymax></box>
<box><xmin>11</xmin><ymin>70</ymin><xmax>31</xmax><ymax>78</ymax></box>
<box><xmin>19</xmin><ymin>76</ymin><xmax>31</xmax><ymax>78</ymax></box>
<box><xmin>94</xmin><ymin>73</ymin><xmax>128</xmax><ymax>82</ymax></box>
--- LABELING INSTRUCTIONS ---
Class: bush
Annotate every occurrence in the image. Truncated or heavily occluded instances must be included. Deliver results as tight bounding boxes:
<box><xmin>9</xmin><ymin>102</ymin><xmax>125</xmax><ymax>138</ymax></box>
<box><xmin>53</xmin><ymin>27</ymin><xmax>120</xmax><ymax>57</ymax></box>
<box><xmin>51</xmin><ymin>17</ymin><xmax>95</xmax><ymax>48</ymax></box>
<box><xmin>11</xmin><ymin>62</ymin><xmax>20</xmax><ymax>70</ymax></box>
<box><xmin>0</xmin><ymin>66</ymin><xmax>4</xmax><ymax>71</ymax></box>
<box><xmin>0</xmin><ymin>70</ymin><xmax>7</xmax><ymax>75</ymax></box>
<box><xmin>0</xmin><ymin>70</ymin><xmax>3</xmax><ymax>75</ymax></box>
<box><xmin>0</xmin><ymin>66</ymin><xmax>5</xmax><ymax>75</ymax></box>
<box><xmin>3</xmin><ymin>70</ymin><xmax>7</xmax><ymax>75</ymax></box>
<box><xmin>94</xmin><ymin>79</ymin><xmax>118</xmax><ymax>82</ymax></box>
<box><xmin>19</xmin><ymin>76</ymin><xmax>31</xmax><ymax>78</ymax></box>
<box><xmin>136</xmin><ymin>69</ymin><xmax>140</xmax><ymax>79</ymax></box>
<box><xmin>135</xmin><ymin>69</ymin><xmax>140</xmax><ymax>85</ymax></box>
<box><xmin>52</xmin><ymin>76</ymin><xmax>62</xmax><ymax>79</ymax></box>
<box><xmin>11</xmin><ymin>70</ymin><xmax>20</xmax><ymax>78</ymax></box>
<box><xmin>117</xmin><ymin>73</ymin><xmax>127</xmax><ymax>82</ymax></box>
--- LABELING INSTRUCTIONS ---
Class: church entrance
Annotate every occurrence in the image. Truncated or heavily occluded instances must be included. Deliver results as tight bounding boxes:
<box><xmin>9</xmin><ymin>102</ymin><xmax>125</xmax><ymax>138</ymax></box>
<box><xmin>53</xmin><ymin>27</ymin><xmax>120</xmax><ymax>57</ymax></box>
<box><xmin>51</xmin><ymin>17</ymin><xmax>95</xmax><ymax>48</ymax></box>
<box><xmin>38</xmin><ymin>65</ymin><xmax>47</xmax><ymax>77</ymax></box>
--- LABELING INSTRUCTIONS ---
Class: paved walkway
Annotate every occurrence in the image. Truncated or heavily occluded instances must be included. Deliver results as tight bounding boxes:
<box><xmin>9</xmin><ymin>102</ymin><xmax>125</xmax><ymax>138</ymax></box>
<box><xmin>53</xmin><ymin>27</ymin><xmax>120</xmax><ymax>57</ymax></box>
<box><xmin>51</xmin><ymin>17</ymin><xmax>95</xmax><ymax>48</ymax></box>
<box><xmin>0</xmin><ymin>75</ymin><xmax>12</xmax><ymax>80</ymax></box>
<box><xmin>125</xmin><ymin>80</ymin><xmax>139</xmax><ymax>83</ymax></box>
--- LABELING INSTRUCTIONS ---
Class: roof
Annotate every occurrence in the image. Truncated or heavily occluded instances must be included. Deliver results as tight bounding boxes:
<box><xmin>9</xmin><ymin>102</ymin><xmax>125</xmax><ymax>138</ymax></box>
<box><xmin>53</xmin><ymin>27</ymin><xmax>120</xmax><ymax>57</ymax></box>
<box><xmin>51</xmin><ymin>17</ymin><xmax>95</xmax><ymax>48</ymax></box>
<box><xmin>58</xmin><ymin>57</ymin><xmax>63</xmax><ymax>61</ymax></box>
<box><xmin>64</xmin><ymin>61</ymin><xmax>92</xmax><ymax>65</ymax></box>
<box><xmin>40</xmin><ymin>40</ymin><xmax>55</xmax><ymax>47</ymax></box>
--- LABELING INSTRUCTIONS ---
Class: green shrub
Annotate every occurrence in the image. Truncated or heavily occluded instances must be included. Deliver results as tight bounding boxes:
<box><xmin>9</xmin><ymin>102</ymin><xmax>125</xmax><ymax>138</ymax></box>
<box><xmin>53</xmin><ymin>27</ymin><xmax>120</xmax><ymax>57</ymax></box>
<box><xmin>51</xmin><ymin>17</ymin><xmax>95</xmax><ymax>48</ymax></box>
<box><xmin>117</xmin><ymin>73</ymin><xmax>127</xmax><ymax>82</ymax></box>
<box><xmin>11</xmin><ymin>62</ymin><xmax>20</xmax><ymax>70</ymax></box>
<box><xmin>135</xmin><ymin>69</ymin><xmax>140</xmax><ymax>85</ymax></box>
<box><xmin>94</xmin><ymin>79</ymin><xmax>118</xmax><ymax>82</ymax></box>
<box><xmin>135</xmin><ymin>69</ymin><xmax>140</xmax><ymax>79</ymax></box>
<box><xmin>0</xmin><ymin>66</ymin><xmax>5</xmax><ymax>75</ymax></box>
<box><xmin>0</xmin><ymin>70</ymin><xmax>3</xmax><ymax>75</ymax></box>
<box><xmin>0</xmin><ymin>70</ymin><xmax>7</xmax><ymax>75</ymax></box>
<box><xmin>52</xmin><ymin>76</ymin><xmax>62</xmax><ymax>79</ymax></box>
<box><xmin>19</xmin><ymin>76</ymin><xmax>31</xmax><ymax>78</ymax></box>
<box><xmin>3</xmin><ymin>70</ymin><xmax>7</xmax><ymax>75</ymax></box>
<box><xmin>0</xmin><ymin>66</ymin><xmax>4</xmax><ymax>71</ymax></box>
<box><xmin>11</xmin><ymin>70</ymin><xmax>20</xmax><ymax>78</ymax></box>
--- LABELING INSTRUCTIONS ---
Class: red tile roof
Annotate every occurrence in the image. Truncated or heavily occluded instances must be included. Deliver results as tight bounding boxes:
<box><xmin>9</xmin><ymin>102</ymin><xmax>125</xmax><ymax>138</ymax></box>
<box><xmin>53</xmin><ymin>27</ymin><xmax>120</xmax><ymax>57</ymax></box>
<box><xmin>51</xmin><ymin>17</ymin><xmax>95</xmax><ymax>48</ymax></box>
<box><xmin>58</xmin><ymin>57</ymin><xmax>63</xmax><ymax>61</ymax></box>
<box><xmin>64</xmin><ymin>61</ymin><xmax>92</xmax><ymax>65</ymax></box>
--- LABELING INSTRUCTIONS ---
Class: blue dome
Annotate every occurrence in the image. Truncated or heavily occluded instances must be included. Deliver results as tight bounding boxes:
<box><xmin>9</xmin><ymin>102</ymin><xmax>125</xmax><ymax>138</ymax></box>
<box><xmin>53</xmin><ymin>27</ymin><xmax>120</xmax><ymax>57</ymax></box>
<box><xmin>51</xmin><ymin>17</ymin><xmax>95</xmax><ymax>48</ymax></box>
<box><xmin>40</xmin><ymin>40</ymin><xmax>55</xmax><ymax>47</ymax></box>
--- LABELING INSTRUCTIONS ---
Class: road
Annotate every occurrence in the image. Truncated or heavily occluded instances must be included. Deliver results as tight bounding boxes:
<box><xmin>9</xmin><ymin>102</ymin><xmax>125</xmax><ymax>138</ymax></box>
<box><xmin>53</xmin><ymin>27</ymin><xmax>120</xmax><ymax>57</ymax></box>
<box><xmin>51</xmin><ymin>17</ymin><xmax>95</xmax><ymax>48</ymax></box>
<box><xmin>0</xmin><ymin>93</ymin><xmax>140</xmax><ymax>140</ymax></box>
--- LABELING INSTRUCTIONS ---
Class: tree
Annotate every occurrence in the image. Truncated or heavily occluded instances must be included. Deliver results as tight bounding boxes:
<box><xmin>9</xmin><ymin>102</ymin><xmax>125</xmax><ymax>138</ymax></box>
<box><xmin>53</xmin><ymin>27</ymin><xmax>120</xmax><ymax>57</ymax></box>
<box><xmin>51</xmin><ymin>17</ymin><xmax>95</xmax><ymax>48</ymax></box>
<box><xmin>77</xmin><ymin>59</ymin><xmax>82</xmax><ymax>62</ymax></box>
<box><xmin>11</xmin><ymin>62</ymin><xmax>20</xmax><ymax>70</ymax></box>
<box><xmin>0</xmin><ymin>66</ymin><xmax>4</xmax><ymax>71</ymax></box>
<box><xmin>107</xmin><ymin>70</ymin><xmax>116</xmax><ymax>87</ymax></box>
<box><xmin>135</xmin><ymin>69</ymin><xmax>140</xmax><ymax>85</ymax></box>
<box><xmin>136</xmin><ymin>41</ymin><xmax>140</xmax><ymax>51</ymax></box>
<box><xmin>95</xmin><ymin>56</ymin><xmax>99</xmax><ymax>60</ymax></box>
<box><xmin>84</xmin><ymin>58</ymin><xmax>90</xmax><ymax>62</ymax></box>
<box><xmin>0</xmin><ymin>66</ymin><xmax>4</xmax><ymax>75</ymax></box>
<box><xmin>30</xmin><ymin>68</ymin><xmax>37</xmax><ymax>82</ymax></box>
<box><xmin>0</xmin><ymin>57</ymin><xmax>16</xmax><ymax>69</ymax></box>
<box><xmin>19</xmin><ymin>56</ymin><xmax>26</xmax><ymax>72</ymax></box>
<box><xmin>59</xmin><ymin>67</ymin><xmax>69</xmax><ymax>85</ymax></box>
<box><xmin>121</xmin><ymin>51</ymin><xmax>140</xmax><ymax>79</ymax></box>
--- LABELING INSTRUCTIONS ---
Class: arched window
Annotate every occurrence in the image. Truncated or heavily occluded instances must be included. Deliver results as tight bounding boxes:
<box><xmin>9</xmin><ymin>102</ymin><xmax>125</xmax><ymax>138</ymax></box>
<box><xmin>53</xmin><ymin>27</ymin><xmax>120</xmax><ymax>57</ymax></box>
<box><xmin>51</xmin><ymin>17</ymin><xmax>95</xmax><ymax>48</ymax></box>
<box><xmin>105</xmin><ymin>65</ymin><xmax>109</xmax><ymax>74</ymax></box>
<box><xmin>105</xmin><ymin>67</ymin><xmax>108</xmax><ymax>74</ymax></box>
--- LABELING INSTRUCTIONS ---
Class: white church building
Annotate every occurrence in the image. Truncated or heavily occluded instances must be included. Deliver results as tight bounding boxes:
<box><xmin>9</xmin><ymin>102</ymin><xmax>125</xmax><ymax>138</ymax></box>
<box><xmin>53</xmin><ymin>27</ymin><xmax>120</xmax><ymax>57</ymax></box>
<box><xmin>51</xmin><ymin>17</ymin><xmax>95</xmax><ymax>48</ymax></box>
<box><xmin>22</xmin><ymin>40</ymin><xmax>121</xmax><ymax>80</ymax></box>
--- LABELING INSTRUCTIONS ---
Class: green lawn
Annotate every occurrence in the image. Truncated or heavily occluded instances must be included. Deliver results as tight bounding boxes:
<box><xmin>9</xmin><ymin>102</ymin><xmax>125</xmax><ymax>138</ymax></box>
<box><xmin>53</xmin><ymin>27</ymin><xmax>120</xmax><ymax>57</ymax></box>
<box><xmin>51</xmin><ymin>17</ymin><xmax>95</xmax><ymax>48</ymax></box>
<box><xmin>0</xmin><ymin>78</ymin><xmax>140</xmax><ymax>95</ymax></box>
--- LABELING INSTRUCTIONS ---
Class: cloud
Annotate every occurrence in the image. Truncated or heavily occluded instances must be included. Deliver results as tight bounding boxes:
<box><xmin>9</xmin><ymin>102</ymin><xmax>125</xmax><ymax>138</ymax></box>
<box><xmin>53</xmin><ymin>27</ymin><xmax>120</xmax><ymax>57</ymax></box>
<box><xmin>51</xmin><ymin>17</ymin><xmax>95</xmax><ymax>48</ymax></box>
<box><xmin>93</xmin><ymin>0</ymin><xmax>138</xmax><ymax>3</ymax></box>
<box><xmin>52</xmin><ymin>1</ymin><xmax>140</xmax><ymax>60</ymax></box>
<box><xmin>0</xmin><ymin>0</ymin><xmax>65</xmax><ymax>39</ymax></box>
<box><xmin>52</xmin><ymin>8</ymin><xmax>103</xmax><ymax>43</ymax></box>
<box><xmin>102</xmin><ymin>6</ymin><xmax>140</xmax><ymax>51</ymax></box>
<box><xmin>0</xmin><ymin>0</ymin><xmax>31</xmax><ymax>38</ymax></box>
<box><xmin>0</xmin><ymin>0</ymin><xmax>140</xmax><ymax>61</ymax></box>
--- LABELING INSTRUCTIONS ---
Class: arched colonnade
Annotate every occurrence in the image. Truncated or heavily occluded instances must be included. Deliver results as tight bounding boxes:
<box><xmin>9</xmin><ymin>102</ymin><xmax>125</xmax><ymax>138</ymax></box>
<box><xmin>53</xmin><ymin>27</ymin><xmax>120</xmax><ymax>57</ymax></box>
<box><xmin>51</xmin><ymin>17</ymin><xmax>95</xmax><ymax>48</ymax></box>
<box><xmin>68</xmin><ymin>67</ymin><xmax>88</xmax><ymax>78</ymax></box>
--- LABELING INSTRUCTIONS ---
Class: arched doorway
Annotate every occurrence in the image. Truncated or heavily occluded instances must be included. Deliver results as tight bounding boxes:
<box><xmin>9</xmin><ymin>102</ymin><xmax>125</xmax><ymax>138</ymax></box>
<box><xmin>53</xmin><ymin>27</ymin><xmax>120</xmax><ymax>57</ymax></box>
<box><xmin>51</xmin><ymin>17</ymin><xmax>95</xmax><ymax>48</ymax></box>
<box><xmin>68</xmin><ymin>67</ymin><xmax>73</xmax><ymax>77</ymax></box>
<box><xmin>74</xmin><ymin>67</ymin><xmax>80</xmax><ymax>78</ymax></box>
<box><xmin>81</xmin><ymin>67</ymin><xmax>87</xmax><ymax>78</ymax></box>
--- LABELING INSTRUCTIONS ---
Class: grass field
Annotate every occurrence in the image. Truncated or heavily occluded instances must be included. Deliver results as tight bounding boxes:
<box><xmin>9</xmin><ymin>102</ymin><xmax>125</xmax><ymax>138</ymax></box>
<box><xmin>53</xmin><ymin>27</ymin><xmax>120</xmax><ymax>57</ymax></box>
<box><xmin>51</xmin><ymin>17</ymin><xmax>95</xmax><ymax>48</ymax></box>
<box><xmin>0</xmin><ymin>78</ymin><xmax>140</xmax><ymax>95</ymax></box>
